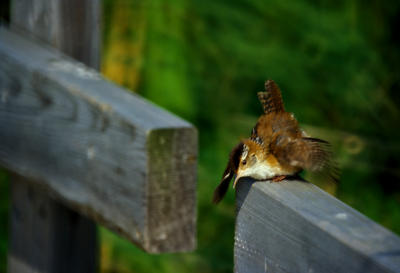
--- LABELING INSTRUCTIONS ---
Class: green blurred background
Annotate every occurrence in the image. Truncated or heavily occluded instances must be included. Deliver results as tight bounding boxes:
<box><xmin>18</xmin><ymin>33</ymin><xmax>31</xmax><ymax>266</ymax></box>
<box><xmin>1</xmin><ymin>0</ymin><xmax>400</xmax><ymax>272</ymax></box>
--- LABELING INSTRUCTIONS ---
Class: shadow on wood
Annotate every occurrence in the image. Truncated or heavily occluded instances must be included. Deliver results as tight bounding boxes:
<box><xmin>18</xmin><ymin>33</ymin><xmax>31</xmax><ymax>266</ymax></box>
<box><xmin>8</xmin><ymin>176</ymin><xmax>97</xmax><ymax>273</ymax></box>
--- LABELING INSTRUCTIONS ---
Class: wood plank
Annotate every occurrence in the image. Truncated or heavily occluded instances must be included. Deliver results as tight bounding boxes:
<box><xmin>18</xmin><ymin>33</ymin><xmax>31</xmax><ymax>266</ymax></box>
<box><xmin>8</xmin><ymin>1</ymin><xmax>100</xmax><ymax>272</ymax></box>
<box><xmin>234</xmin><ymin>178</ymin><xmax>400</xmax><ymax>273</ymax></box>
<box><xmin>8</xmin><ymin>176</ymin><xmax>97</xmax><ymax>273</ymax></box>
<box><xmin>0</xmin><ymin>27</ymin><xmax>197</xmax><ymax>253</ymax></box>
<box><xmin>10</xmin><ymin>0</ymin><xmax>100</xmax><ymax>69</ymax></box>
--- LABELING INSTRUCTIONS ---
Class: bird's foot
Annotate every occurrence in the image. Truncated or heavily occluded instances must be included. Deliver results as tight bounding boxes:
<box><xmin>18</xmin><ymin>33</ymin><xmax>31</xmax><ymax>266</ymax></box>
<box><xmin>271</xmin><ymin>175</ymin><xmax>286</xmax><ymax>182</ymax></box>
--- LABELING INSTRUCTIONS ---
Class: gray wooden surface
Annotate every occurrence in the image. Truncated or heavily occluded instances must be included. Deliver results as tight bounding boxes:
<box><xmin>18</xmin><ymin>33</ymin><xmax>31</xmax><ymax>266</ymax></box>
<box><xmin>7</xmin><ymin>1</ymin><xmax>100</xmax><ymax>272</ymax></box>
<box><xmin>8</xmin><ymin>176</ymin><xmax>97</xmax><ymax>273</ymax></box>
<box><xmin>234</xmin><ymin>178</ymin><xmax>400</xmax><ymax>273</ymax></box>
<box><xmin>0</xmin><ymin>27</ymin><xmax>197</xmax><ymax>253</ymax></box>
<box><xmin>10</xmin><ymin>0</ymin><xmax>100</xmax><ymax>70</ymax></box>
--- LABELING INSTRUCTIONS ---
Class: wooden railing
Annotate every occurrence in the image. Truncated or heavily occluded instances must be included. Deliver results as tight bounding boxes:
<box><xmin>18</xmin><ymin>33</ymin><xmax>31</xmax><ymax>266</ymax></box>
<box><xmin>2</xmin><ymin>1</ymin><xmax>400</xmax><ymax>273</ymax></box>
<box><xmin>234</xmin><ymin>178</ymin><xmax>400</xmax><ymax>273</ymax></box>
<box><xmin>0</xmin><ymin>1</ymin><xmax>197</xmax><ymax>272</ymax></box>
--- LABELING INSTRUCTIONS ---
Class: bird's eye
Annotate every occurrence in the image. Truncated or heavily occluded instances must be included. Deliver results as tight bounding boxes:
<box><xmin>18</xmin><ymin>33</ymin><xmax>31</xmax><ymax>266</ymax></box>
<box><xmin>242</xmin><ymin>159</ymin><xmax>247</xmax><ymax>165</ymax></box>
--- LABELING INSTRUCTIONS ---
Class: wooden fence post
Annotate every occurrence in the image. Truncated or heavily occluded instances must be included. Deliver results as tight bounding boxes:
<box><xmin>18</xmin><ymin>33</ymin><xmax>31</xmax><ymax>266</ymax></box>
<box><xmin>0</xmin><ymin>25</ymin><xmax>197</xmax><ymax>256</ymax></box>
<box><xmin>8</xmin><ymin>176</ymin><xmax>97</xmax><ymax>273</ymax></box>
<box><xmin>1</xmin><ymin>0</ymin><xmax>197</xmax><ymax>264</ymax></box>
<box><xmin>8</xmin><ymin>1</ymin><xmax>100</xmax><ymax>272</ymax></box>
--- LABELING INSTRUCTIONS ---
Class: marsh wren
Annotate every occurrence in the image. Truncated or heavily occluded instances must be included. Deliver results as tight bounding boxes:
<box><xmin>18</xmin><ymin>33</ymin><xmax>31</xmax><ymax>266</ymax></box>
<box><xmin>212</xmin><ymin>80</ymin><xmax>338</xmax><ymax>204</ymax></box>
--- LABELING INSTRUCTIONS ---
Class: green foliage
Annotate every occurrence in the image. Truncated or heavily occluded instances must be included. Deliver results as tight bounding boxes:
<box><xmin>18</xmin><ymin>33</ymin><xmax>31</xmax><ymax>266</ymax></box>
<box><xmin>101</xmin><ymin>0</ymin><xmax>400</xmax><ymax>272</ymax></box>
<box><xmin>0</xmin><ymin>0</ymin><xmax>399</xmax><ymax>272</ymax></box>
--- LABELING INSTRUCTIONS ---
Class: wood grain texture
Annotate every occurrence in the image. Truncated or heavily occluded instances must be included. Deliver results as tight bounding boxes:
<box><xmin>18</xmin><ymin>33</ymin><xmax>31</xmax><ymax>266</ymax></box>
<box><xmin>0</xmin><ymin>28</ymin><xmax>197</xmax><ymax>253</ymax></box>
<box><xmin>8</xmin><ymin>176</ymin><xmax>97</xmax><ymax>273</ymax></box>
<box><xmin>11</xmin><ymin>0</ymin><xmax>100</xmax><ymax>69</ymax></box>
<box><xmin>234</xmin><ymin>178</ymin><xmax>400</xmax><ymax>273</ymax></box>
<box><xmin>8</xmin><ymin>1</ymin><xmax>100</xmax><ymax>272</ymax></box>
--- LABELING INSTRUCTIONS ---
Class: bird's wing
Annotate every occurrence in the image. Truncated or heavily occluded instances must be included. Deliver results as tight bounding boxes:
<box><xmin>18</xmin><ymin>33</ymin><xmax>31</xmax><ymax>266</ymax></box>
<box><xmin>273</xmin><ymin>136</ymin><xmax>339</xmax><ymax>182</ymax></box>
<box><xmin>257</xmin><ymin>80</ymin><xmax>285</xmax><ymax>114</ymax></box>
<box><xmin>212</xmin><ymin>142</ymin><xmax>244</xmax><ymax>204</ymax></box>
<box><xmin>250</xmin><ymin>112</ymin><xmax>297</xmax><ymax>145</ymax></box>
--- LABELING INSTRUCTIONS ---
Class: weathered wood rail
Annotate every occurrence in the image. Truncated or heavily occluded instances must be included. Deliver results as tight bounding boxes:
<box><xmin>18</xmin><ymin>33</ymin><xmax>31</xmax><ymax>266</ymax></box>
<box><xmin>0</xmin><ymin>0</ymin><xmax>197</xmax><ymax>272</ymax></box>
<box><xmin>0</xmin><ymin>26</ymin><xmax>196</xmax><ymax>252</ymax></box>
<box><xmin>2</xmin><ymin>1</ymin><xmax>400</xmax><ymax>273</ymax></box>
<box><xmin>0</xmin><ymin>28</ymin><xmax>197</xmax><ymax>252</ymax></box>
<box><xmin>235</xmin><ymin>178</ymin><xmax>400</xmax><ymax>273</ymax></box>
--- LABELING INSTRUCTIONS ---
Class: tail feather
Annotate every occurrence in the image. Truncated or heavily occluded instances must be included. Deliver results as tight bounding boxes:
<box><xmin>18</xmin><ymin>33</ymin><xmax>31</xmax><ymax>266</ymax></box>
<box><xmin>212</xmin><ymin>142</ymin><xmax>244</xmax><ymax>204</ymax></box>
<box><xmin>258</xmin><ymin>80</ymin><xmax>285</xmax><ymax>114</ymax></box>
<box><xmin>212</xmin><ymin>172</ymin><xmax>233</xmax><ymax>204</ymax></box>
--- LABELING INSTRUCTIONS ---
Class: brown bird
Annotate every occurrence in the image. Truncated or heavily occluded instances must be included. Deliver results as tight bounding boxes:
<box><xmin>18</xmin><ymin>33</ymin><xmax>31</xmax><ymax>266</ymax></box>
<box><xmin>212</xmin><ymin>80</ymin><xmax>338</xmax><ymax>204</ymax></box>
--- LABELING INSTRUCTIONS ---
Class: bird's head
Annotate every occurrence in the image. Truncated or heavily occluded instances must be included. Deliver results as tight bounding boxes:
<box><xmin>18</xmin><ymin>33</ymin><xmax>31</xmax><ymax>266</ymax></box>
<box><xmin>213</xmin><ymin>138</ymin><xmax>274</xmax><ymax>204</ymax></box>
<box><xmin>233</xmin><ymin>139</ymin><xmax>268</xmax><ymax>188</ymax></box>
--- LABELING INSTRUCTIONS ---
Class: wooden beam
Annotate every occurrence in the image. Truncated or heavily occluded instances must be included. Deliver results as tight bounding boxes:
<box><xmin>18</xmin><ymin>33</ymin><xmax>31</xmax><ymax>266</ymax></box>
<box><xmin>0</xmin><ymin>27</ymin><xmax>197</xmax><ymax>253</ymax></box>
<box><xmin>10</xmin><ymin>0</ymin><xmax>100</xmax><ymax>69</ymax></box>
<box><xmin>8</xmin><ymin>176</ymin><xmax>97</xmax><ymax>273</ymax></box>
<box><xmin>8</xmin><ymin>1</ymin><xmax>100</xmax><ymax>272</ymax></box>
<box><xmin>234</xmin><ymin>178</ymin><xmax>400</xmax><ymax>273</ymax></box>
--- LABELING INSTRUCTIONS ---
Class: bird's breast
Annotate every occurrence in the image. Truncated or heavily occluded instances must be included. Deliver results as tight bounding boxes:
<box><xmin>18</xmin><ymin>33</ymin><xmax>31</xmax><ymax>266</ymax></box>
<box><xmin>240</xmin><ymin>155</ymin><xmax>295</xmax><ymax>180</ymax></box>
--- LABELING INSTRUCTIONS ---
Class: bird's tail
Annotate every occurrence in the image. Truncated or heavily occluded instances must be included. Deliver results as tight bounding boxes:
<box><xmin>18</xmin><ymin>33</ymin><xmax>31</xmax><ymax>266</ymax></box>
<box><xmin>257</xmin><ymin>80</ymin><xmax>285</xmax><ymax>114</ymax></box>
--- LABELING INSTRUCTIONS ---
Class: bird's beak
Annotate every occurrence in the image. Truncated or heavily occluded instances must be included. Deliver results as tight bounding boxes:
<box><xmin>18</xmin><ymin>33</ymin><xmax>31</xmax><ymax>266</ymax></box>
<box><xmin>233</xmin><ymin>173</ymin><xmax>242</xmax><ymax>188</ymax></box>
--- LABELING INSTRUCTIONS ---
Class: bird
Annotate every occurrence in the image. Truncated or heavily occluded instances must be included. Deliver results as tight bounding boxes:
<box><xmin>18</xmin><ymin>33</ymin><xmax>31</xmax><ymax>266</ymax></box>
<box><xmin>212</xmin><ymin>80</ymin><xmax>338</xmax><ymax>204</ymax></box>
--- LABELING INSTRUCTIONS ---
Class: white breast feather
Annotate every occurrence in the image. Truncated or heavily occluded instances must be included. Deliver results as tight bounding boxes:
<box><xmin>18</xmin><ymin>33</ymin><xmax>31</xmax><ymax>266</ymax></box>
<box><xmin>239</xmin><ymin>161</ymin><xmax>292</xmax><ymax>180</ymax></box>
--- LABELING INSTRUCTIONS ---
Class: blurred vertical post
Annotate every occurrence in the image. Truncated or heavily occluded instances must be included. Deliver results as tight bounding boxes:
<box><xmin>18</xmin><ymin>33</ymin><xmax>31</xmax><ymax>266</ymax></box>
<box><xmin>8</xmin><ymin>0</ymin><xmax>100</xmax><ymax>272</ymax></box>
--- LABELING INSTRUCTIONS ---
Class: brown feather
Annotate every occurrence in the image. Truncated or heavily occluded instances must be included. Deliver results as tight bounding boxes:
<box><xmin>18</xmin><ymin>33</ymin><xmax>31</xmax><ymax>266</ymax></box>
<box><xmin>272</xmin><ymin>136</ymin><xmax>339</xmax><ymax>182</ymax></box>
<box><xmin>257</xmin><ymin>80</ymin><xmax>285</xmax><ymax>114</ymax></box>
<box><xmin>251</xmin><ymin>109</ymin><xmax>338</xmax><ymax>182</ymax></box>
<box><xmin>251</xmin><ymin>112</ymin><xmax>300</xmax><ymax>143</ymax></box>
<box><xmin>216</xmin><ymin>80</ymin><xmax>339</xmax><ymax>204</ymax></box>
